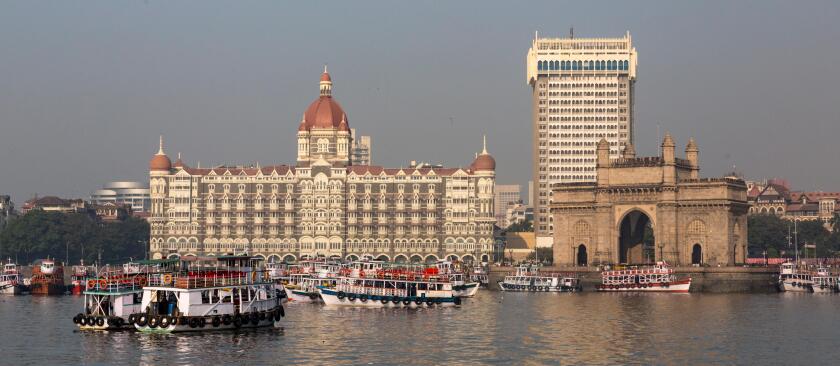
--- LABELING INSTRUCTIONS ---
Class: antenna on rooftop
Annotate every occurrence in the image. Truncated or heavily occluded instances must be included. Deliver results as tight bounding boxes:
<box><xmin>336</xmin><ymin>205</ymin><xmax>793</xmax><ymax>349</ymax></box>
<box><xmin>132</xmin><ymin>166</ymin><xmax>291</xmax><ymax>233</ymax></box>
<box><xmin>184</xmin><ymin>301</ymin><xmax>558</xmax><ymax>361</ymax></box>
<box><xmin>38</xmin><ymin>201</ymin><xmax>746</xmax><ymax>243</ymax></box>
<box><xmin>570</xmin><ymin>26</ymin><xmax>574</xmax><ymax>39</ymax></box>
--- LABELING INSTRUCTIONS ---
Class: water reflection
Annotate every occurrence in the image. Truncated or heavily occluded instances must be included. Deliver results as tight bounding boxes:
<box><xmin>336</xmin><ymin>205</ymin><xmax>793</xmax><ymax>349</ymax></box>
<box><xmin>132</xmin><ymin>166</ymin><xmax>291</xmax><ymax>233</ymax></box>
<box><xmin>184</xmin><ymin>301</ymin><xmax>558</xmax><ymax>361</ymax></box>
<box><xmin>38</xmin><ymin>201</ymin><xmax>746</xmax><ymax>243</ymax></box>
<box><xmin>2</xmin><ymin>292</ymin><xmax>839</xmax><ymax>365</ymax></box>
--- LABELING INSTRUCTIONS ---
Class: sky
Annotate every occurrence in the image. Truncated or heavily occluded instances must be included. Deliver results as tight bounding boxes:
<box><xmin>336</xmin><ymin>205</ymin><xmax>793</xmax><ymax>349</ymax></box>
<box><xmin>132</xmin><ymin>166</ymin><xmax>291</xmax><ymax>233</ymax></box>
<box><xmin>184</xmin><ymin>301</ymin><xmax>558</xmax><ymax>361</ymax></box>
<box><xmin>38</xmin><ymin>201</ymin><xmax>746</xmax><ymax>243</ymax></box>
<box><xmin>1</xmin><ymin>1</ymin><xmax>839</xmax><ymax>205</ymax></box>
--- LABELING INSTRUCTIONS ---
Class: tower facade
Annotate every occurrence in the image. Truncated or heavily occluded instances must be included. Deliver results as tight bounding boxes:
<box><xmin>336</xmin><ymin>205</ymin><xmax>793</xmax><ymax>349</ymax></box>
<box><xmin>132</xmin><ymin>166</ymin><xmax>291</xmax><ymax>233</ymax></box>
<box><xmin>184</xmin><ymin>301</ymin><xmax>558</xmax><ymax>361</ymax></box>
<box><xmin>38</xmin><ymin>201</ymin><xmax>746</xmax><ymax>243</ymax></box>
<box><xmin>527</xmin><ymin>31</ymin><xmax>637</xmax><ymax>245</ymax></box>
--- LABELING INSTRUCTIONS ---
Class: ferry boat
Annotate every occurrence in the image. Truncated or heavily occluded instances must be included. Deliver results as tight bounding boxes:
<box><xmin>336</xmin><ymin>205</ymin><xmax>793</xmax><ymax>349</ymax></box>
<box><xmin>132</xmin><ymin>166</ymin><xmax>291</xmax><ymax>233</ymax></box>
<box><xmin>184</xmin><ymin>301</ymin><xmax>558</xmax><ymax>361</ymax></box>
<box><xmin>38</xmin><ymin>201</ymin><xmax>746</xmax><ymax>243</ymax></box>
<box><xmin>498</xmin><ymin>265</ymin><xmax>581</xmax><ymax>292</ymax></box>
<box><xmin>809</xmin><ymin>267</ymin><xmax>837</xmax><ymax>293</ymax></box>
<box><xmin>319</xmin><ymin>270</ymin><xmax>462</xmax><ymax>308</ymax></box>
<box><xmin>30</xmin><ymin>258</ymin><xmax>66</xmax><ymax>295</ymax></box>
<box><xmin>72</xmin><ymin>262</ymin><xmax>155</xmax><ymax>330</ymax></box>
<box><xmin>597</xmin><ymin>262</ymin><xmax>691</xmax><ymax>293</ymax></box>
<box><xmin>129</xmin><ymin>255</ymin><xmax>284</xmax><ymax>333</ymax></box>
<box><xmin>470</xmin><ymin>265</ymin><xmax>489</xmax><ymax>287</ymax></box>
<box><xmin>69</xmin><ymin>264</ymin><xmax>93</xmax><ymax>295</ymax></box>
<box><xmin>434</xmin><ymin>261</ymin><xmax>480</xmax><ymax>297</ymax></box>
<box><xmin>778</xmin><ymin>261</ymin><xmax>813</xmax><ymax>293</ymax></box>
<box><xmin>0</xmin><ymin>259</ymin><xmax>25</xmax><ymax>295</ymax></box>
<box><xmin>283</xmin><ymin>274</ymin><xmax>324</xmax><ymax>303</ymax></box>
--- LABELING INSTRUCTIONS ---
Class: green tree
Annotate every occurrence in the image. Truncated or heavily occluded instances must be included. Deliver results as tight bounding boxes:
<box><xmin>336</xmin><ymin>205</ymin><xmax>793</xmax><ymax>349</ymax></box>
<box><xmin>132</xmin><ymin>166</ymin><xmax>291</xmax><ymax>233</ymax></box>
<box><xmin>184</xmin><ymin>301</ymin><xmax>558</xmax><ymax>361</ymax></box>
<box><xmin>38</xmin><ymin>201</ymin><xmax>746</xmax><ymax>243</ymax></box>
<box><xmin>0</xmin><ymin>210</ymin><xmax>149</xmax><ymax>264</ymax></box>
<box><xmin>747</xmin><ymin>214</ymin><xmax>789</xmax><ymax>257</ymax></box>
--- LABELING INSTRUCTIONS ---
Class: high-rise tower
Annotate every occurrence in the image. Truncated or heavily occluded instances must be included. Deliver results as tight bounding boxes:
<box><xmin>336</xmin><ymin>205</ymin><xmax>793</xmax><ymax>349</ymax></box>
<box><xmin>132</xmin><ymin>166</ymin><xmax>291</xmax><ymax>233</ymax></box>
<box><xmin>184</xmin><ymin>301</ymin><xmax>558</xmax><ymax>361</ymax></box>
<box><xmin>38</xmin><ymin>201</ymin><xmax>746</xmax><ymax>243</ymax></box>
<box><xmin>527</xmin><ymin>31</ymin><xmax>637</xmax><ymax>246</ymax></box>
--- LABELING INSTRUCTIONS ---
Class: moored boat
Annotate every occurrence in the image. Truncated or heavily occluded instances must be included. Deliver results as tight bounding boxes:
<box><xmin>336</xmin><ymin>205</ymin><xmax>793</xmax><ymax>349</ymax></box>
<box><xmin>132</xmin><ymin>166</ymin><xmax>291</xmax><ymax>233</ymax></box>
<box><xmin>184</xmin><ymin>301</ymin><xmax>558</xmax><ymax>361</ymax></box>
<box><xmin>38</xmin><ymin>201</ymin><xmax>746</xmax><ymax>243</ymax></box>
<box><xmin>435</xmin><ymin>261</ymin><xmax>480</xmax><ymax>297</ymax></box>
<box><xmin>809</xmin><ymin>267</ymin><xmax>837</xmax><ymax>294</ymax></box>
<box><xmin>597</xmin><ymin>262</ymin><xmax>691</xmax><ymax>293</ymax></box>
<box><xmin>319</xmin><ymin>270</ymin><xmax>462</xmax><ymax>308</ymax></box>
<box><xmin>129</xmin><ymin>255</ymin><xmax>285</xmax><ymax>333</ymax></box>
<box><xmin>30</xmin><ymin>259</ymin><xmax>66</xmax><ymax>295</ymax></box>
<box><xmin>0</xmin><ymin>259</ymin><xmax>25</xmax><ymax>295</ymax></box>
<box><xmin>498</xmin><ymin>265</ymin><xmax>581</xmax><ymax>292</ymax></box>
<box><xmin>72</xmin><ymin>261</ymin><xmax>159</xmax><ymax>330</ymax></box>
<box><xmin>778</xmin><ymin>261</ymin><xmax>813</xmax><ymax>293</ymax></box>
<box><xmin>69</xmin><ymin>264</ymin><xmax>93</xmax><ymax>295</ymax></box>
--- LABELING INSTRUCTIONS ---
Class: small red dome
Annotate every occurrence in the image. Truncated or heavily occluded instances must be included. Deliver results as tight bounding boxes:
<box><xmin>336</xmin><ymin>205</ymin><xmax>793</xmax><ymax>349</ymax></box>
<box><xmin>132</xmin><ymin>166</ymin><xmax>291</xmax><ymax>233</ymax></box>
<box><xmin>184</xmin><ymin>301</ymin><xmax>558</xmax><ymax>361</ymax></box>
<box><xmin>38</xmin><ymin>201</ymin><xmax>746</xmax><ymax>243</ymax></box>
<box><xmin>150</xmin><ymin>154</ymin><xmax>172</xmax><ymax>171</ymax></box>
<box><xmin>320</xmin><ymin>72</ymin><xmax>331</xmax><ymax>82</ymax></box>
<box><xmin>472</xmin><ymin>153</ymin><xmax>495</xmax><ymax>171</ymax></box>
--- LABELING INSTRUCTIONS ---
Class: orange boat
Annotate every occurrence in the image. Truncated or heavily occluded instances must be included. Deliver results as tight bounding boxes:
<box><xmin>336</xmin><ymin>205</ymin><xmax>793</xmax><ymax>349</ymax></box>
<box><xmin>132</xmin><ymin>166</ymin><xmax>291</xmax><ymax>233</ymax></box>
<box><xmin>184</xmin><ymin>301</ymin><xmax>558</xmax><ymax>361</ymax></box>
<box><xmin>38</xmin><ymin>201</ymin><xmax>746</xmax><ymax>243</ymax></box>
<box><xmin>30</xmin><ymin>259</ymin><xmax>66</xmax><ymax>295</ymax></box>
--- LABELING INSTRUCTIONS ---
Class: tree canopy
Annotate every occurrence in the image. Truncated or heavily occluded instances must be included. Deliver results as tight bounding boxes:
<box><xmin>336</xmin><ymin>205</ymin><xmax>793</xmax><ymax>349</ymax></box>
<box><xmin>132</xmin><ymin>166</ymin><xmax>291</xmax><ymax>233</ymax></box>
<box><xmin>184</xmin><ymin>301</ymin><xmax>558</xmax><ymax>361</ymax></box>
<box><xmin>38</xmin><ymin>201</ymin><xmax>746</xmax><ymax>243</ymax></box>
<box><xmin>0</xmin><ymin>210</ymin><xmax>149</xmax><ymax>265</ymax></box>
<box><xmin>748</xmin><ymin>214</ymin><xmax>840</xmax><ymax>258</ymax></box>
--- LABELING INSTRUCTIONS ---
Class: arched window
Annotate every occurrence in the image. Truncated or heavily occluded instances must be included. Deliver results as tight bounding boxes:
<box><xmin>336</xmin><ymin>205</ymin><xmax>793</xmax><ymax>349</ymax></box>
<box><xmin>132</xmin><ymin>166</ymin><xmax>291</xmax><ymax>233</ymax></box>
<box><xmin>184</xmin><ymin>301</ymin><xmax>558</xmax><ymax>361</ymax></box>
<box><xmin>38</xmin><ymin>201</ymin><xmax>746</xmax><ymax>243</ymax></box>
<box><xmin>538</xmin><ymin>61</ymin><xmax>543</xmax><ymax>70</ymax></box>
<box><xmin>572</xmin><ymin>61</ymin><xmax>578</xmax><ymax>70</ymax></box>
<box><xmin>612</xmin><ymin>60</ymin><xmax>617</xmax><ymax>70</ymax></box>
<box><xmin>623</xmin><ymin>60</ymin><xmax>629</xmax><ymax>70</ymax></box>
<box><xmin>554</xmin><ymin>61</ymin><xmax>559</xmax><ymax>70</ymax></box>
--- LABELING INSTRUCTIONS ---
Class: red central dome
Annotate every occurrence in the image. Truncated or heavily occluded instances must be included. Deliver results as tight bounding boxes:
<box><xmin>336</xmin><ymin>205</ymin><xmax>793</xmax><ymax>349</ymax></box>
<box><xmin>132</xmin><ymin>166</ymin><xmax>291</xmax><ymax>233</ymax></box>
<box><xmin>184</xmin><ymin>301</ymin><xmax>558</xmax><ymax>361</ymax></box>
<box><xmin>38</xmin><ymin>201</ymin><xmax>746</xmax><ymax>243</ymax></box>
<box><xmin>299</xmin><ymin>70</ymin><xmax>350</xmax><ymax>132</ymax></box>
<box><xmin>302</xmin><ymin>96</ymin><xmax>348</xmax><ymax>131</ymax></box>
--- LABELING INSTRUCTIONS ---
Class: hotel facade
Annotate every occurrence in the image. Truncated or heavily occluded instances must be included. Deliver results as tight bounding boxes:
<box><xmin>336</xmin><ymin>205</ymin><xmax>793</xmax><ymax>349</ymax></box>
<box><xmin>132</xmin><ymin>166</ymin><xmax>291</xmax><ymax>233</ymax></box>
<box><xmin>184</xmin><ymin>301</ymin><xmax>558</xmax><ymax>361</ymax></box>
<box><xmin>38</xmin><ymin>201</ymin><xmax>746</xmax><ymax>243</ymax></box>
<box><xmin>148</xmin><ymin>70</ymin><xmax>496</xmax><ymax>263</ymax></box>
<box><xmin>527</xmin><ymin>31</ymin><xmax>638</xmax><ymax>246</ymax></box>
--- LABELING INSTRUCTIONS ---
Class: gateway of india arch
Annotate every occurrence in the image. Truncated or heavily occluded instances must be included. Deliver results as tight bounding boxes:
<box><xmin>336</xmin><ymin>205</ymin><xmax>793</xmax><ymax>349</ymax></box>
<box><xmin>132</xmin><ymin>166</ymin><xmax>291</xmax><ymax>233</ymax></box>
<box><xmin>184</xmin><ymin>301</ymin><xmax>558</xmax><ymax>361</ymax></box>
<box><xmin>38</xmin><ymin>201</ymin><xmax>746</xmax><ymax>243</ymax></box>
<box><xmin>551</xmin><ymin>134</ymin><xmax>749</xmax><ymax>267</ymax></box>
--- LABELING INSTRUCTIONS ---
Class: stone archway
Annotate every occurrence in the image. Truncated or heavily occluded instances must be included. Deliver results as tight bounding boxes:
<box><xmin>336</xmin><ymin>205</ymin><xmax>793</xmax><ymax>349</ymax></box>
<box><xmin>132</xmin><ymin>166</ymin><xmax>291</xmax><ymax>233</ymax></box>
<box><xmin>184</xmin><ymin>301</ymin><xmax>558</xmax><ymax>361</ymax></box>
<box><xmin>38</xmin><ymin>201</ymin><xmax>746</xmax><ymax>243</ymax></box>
<box><xmin>576</xmin><ymin>244</ymin><xmax>588</xmax><ymax>266</ymax></box>
<box><xmin>618</xmin><ymin>210</ymin><xmax>654</xmax><ymax>264</ymax></box>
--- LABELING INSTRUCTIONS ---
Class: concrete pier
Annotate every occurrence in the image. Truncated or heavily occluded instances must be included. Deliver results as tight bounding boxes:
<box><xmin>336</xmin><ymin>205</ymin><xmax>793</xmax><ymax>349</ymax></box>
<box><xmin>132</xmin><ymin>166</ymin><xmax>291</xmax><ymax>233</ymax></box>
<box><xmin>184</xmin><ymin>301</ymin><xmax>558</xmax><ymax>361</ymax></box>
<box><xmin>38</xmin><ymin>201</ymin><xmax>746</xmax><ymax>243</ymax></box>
<box><xmin>488</xmin><ymin>266</ymin><xmax>779</xmax><ymax>293</ymax></box>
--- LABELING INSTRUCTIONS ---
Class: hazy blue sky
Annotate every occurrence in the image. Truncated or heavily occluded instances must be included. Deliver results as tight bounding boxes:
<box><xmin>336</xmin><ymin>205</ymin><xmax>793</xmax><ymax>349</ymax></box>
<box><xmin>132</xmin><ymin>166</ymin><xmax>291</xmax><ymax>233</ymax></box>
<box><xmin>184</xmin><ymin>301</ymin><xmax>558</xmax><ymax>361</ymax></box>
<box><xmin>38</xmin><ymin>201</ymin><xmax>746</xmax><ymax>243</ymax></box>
<box><xmin>2</xmin><ymin>1</ymin><xmax>839</xmax><ymax>205</ymax></box>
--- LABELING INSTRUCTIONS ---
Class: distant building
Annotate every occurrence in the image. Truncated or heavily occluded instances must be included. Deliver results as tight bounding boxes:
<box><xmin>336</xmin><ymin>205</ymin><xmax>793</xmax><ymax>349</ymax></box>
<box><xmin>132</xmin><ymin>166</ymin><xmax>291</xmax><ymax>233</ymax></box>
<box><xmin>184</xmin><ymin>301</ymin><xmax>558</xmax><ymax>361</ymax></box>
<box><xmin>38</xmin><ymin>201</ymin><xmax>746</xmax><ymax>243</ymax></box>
<box><xmin>0</xmin><ymin>195</ymin><xmax>14</xmax><ymax>230</ymax></box>
<box><xmin>21</xmin><ymin>196</ymin><xmax>88</xmax><ymax>214</ymax></box>
<box><xmin>494</xmin><ymin>185</ymin><xmax>521</xmax><ymax>227</ymax></box>
<box><xmin>527</xmin><ymin>180</ymin><xmax>534</xmax><ymax>206</ymax></box>
<box><xmin>350</xmin><ymin>129</ymin><xmax>372</xmax><ymax>166</ymax></box>
<box><xmin>747</xmin><ymin>178</ymin><xmax>840</xmax><ymax>224</ymax></box>
<box><xmin>504</xmin><ymin>203</ymin><xmax>533</xmax><ymax>228</ymax></box>
<box><xmin>90</xmin><ymin>181</ymin><xmax>151</xmax><ymax>213</ymax></box>
<box><xmin>92</xmin><ymin>202</ymin><xmax>133</xmax><ymax>222</ymax></box>
<box><xmin>527</xmin><ymin>31</ymin><xmax>638</xmax><ymax>247</ymax></box>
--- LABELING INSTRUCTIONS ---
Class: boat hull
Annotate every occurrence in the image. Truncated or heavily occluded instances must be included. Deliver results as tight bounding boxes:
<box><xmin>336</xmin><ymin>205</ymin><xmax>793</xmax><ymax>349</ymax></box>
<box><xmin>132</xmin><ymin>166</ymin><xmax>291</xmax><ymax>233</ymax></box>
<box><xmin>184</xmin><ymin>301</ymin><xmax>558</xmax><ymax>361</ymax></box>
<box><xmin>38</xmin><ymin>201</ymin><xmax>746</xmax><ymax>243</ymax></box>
<box><xmin>498</xmin><ymin>281</ymin><xmax>579</xmax><ymax>293</ymax></box>
<box><xmin>453</xmin><ymin>282</ymin><xmax>480</xmax><ymax>297</ymax></box>
<box><xmin>30</xmin><ymin>282</ymin><xmax>65</xmax><ymax>295</ymax></box>
<box><xmin>597</xmin><ymin>279</ymin><xmax>692</xmax><ymax>293</ymax></box>
<box><xmin>319</xmin><ymin>288</ymin><xmax>459</xmax><ymax>308</ymax></box>
<box><xmin>780</xmin><ymin>280</ymin><xmax>812</xmax><ymax>293</ymax></box>
<box><xmin>132</xmin><ymin>309</ymin><xmax>284</xmax><ymax>333</ymax></box>
<box><xmin>810</xmin><ymin>285</ymin><xmax>837</xmax><ymax>294</ymax></box>
<box><xmin>0</xmin><ymin>282</ymin><xmax>23</xmax><ymax>295</ymax></box>
<box><xmin>74</xmin><ymin>315</ymin><xmax>133</xmax><ymax>331</ymax></box>
<box><xmin>287</xmin><ymin>289</ymin><xmax>321</xmax><ymax>303</ymax></box>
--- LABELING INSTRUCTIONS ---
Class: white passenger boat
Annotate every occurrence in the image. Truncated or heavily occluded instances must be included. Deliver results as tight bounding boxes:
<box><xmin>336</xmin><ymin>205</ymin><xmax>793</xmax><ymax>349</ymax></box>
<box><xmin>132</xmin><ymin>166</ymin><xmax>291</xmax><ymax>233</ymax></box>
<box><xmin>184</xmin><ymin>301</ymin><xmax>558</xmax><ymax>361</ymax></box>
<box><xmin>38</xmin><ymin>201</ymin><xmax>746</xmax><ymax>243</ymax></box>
<box><xmin>809</xmin><ymin>267</ymin><xmax>837</xmax><ymax>293</ymax></box>
<box><xmin>284</xmin><ymin>275</ymin><xmax>337</xmax><ymax>303</ymax></box>
<box><xmin>597</xmin><ymin>262</ymin><xmax>691</xmax><ymax>293</ymax></box>
<box><xmin>498</xmin><ymin>265</ymin><xmax>581</xmax><ymax>292</ymax></box>
<box><xmin>319</xmin><ymin>270</ymin><xmax>461</xmax><ymax>308</ymax></box>
<box><xmin>470</xmin><ymin>265</ymin><xmax>489</xmax><ymax>287</ymax></box>
<box><xmin>129</xmin><ymin>256</ymin><xmax>285</xmax><ymax>333</ymax></box>
<box><xmin>0</xmin><ymin>259</ymin><xmax>24</xmax><ymax>295</ymax></box>
<box><xmin>72</xmin><ymin>261</ymin><xmax>160</xmax><ymax>330</ymax></box>
<box><xmin>435</xmin><ymin>261</ymin><xmax>480</xmax><ymax>297</ymax></box>
<box><xmin>778</xmin><ymin>261</ymin><xmax>813</xmax><ymax>293</ymax></box>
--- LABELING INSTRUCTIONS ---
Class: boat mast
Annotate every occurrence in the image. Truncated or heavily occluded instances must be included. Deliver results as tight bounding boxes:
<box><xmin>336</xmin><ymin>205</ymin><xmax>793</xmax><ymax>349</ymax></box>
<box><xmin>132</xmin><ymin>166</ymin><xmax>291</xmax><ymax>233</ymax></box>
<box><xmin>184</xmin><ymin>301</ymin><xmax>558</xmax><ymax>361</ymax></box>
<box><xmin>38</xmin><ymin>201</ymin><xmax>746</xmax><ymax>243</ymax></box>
<box><xmin>793</xmin><ymin>220</ymin><xmax>799</xmax><ymax>264</ymax></box>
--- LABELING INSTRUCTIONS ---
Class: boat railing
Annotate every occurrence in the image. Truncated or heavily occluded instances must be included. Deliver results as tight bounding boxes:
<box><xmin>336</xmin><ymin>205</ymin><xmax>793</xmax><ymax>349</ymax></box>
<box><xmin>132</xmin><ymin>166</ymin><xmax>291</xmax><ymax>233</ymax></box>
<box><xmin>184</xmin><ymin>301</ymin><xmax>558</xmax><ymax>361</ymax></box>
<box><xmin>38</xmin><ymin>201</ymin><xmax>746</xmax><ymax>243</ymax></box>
<box><xmin>85</xmin><ymin>273</ymin><xmax>147</xmax><ymax>292</ymax></box>
<box><xmin>147</xmin><ymin>270</ymin><xmax>273</xmax><ymax>289</ymax></box>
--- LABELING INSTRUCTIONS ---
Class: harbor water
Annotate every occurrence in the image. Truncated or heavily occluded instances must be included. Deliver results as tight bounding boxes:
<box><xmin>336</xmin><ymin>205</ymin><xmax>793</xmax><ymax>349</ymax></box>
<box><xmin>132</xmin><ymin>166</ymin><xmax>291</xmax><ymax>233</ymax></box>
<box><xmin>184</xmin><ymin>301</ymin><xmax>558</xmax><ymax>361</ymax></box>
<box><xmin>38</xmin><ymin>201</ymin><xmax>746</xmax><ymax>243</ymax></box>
<box><xmin>2</xmin><ymin>291</ymin><xmax>838</xmax><ymax>365</ymax></box>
